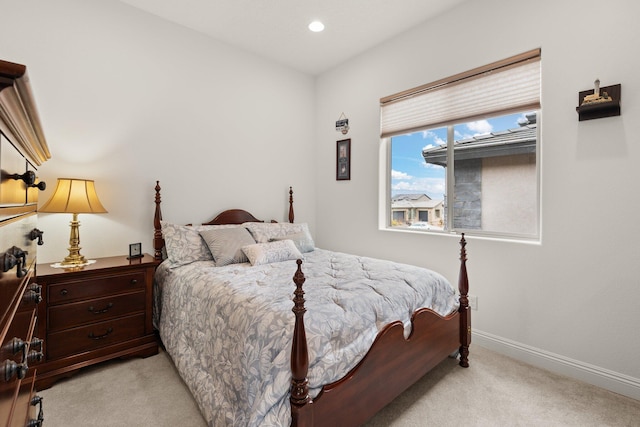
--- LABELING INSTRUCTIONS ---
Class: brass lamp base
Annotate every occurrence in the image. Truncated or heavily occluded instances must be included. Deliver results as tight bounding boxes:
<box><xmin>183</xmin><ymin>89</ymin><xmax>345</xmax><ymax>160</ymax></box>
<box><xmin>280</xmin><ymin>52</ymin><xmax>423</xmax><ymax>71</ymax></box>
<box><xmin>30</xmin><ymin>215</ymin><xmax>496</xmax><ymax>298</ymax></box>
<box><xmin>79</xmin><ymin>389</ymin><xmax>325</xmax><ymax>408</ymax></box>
<box><xmin>60</xmin><ymin>253</ymin><xmax>87</xmax><ymax>266</ymax></box>
<box><xmin>59</xmin><ymin>213</ymin><xmax>88</xmax><ymax>266</ymax></box>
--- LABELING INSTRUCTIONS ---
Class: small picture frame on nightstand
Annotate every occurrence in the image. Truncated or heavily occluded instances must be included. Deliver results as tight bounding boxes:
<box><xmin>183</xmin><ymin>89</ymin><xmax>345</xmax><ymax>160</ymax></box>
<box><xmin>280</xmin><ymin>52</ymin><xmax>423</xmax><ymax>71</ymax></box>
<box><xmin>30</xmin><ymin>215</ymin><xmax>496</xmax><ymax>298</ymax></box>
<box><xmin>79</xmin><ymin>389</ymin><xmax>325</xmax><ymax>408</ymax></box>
<box><xmin>128</xmin><ymin>242</ymin><xmax>143</xmax><ymax>259</ymax></box>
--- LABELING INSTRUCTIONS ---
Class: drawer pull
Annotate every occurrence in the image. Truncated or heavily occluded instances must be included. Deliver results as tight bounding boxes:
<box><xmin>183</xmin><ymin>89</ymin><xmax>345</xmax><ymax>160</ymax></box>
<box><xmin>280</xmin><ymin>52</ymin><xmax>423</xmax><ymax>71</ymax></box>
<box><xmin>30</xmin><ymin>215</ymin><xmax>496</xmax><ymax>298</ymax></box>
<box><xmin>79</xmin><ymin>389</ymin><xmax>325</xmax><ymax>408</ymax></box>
<box><xmin>60</xmin><ymin>289</ymin><xmax>68</xmax><ymax>296</ymax></box>
<box><xmin>29</xmin><ymin>228</ymin><xmax>45</xmax><ymax>245</ymax></box>
<box><xmin>28</xmin><ymin>395</ymin><xmax>44</xmax><ymax>427</ymax></box>
<box><xmin>11</xmin><ymin>170</ymin><xmax>46</xmax><ymax>190</ymax></box>
<box><xmin>88</xmin><ymin>328</ymin><xmax>113</xmax><ymax>340</ymax></box>
<box><xmin>1</xmin><ymin>359</ymin><xmax>28</xmax><ymax>381</ymax></box>
<box><xmin>130</xmin><ymin>279</ymin><xmax>138</xmax><ymax>285</ymax></box>
<box><xmin>1</xmin><ymin>246</ymin><xmax>28</xmax><ymax>277</ymax></box>
<box><xmin>88</xmin><ymin>302</ymin><xmax>113</xmax><ymax>314</ymax></box>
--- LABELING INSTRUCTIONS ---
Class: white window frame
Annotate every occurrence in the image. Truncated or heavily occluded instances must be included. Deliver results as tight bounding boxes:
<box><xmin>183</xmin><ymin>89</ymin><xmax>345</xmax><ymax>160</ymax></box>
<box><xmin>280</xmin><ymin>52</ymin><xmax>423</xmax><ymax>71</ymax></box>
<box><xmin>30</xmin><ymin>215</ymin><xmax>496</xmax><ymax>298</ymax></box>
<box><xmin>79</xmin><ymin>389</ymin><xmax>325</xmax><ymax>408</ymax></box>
<box><xmin>379</xmin><ymin>50</ymin><xmax>541</xmax><ymax>241</ymax></box>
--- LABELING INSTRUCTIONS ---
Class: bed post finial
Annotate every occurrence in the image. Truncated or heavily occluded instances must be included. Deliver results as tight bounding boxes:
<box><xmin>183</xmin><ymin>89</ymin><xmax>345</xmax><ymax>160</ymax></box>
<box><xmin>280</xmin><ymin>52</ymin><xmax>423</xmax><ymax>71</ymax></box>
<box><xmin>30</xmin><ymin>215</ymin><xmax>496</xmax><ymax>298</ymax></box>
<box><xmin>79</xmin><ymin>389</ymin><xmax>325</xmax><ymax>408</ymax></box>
<box><xmin>154</xmin><ymin>181</ymin><xmax>164</xmax><ymax>261</ymax></box>
<box><xmin>289</xmin><ymin>186</ymin><xmax>294</xmax><ymax>223</ymax></box>
<box><xmin>458</xmin><ymin>233</ymin><xmax>471</xmax><ymax>368</ymax></box>
<box><xmin>290</xmin><ymin>259</ymin><xmax>310</xmax><ymax>410</ymax></box>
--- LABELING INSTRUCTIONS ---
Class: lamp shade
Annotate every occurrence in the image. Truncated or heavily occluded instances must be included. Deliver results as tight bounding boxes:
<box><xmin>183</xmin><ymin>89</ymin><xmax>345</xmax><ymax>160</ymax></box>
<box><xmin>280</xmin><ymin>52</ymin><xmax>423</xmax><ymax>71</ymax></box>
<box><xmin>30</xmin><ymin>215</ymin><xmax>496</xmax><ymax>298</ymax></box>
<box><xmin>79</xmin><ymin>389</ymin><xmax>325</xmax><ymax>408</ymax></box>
<box><xmin>39</xmin><ymin>178</ymin><xmax>108</xmax><ymax>214</ymax></box>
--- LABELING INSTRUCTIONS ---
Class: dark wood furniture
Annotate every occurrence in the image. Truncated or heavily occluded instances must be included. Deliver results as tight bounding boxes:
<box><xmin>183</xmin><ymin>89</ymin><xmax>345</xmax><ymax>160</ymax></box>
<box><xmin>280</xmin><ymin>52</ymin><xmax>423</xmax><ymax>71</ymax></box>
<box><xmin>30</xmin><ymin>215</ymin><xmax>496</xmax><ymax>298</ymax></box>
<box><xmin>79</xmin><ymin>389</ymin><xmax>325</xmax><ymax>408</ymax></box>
<box><xmin>153</xmin><ymin>181</ymin><xmax>471</xmax><ymax>426</ymax></box>
<box><xmin>0</xmin><ymin>59</ymin><xmax>49</xmax><ymax>427</ymax></box>
<box><xmin>34</xmin><ymin>255</ymin><xmax>159</xmax><ymax>389</ymax></box>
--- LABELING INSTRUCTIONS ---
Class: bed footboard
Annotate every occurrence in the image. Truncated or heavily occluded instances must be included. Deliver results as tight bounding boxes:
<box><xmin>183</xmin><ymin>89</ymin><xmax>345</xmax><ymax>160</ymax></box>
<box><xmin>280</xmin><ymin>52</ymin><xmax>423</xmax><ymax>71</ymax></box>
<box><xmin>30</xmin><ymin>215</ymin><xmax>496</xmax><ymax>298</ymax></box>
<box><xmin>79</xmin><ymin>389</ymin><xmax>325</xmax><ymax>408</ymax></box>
<box><xmin>290</xmin><ymin>235</ymin><xmax>470</xmax><ymax>427</ymax></box>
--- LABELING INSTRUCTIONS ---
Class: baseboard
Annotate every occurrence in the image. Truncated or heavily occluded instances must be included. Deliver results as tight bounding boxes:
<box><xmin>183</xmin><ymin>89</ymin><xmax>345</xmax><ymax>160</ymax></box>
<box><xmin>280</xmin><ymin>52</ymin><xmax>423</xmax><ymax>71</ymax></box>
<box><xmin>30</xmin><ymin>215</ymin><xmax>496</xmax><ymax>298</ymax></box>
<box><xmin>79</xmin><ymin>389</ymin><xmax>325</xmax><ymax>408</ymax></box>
<box><xmin>472</xmin><ymin>330</ymin><xmax>640</xmax><ymax>401</ymax></box>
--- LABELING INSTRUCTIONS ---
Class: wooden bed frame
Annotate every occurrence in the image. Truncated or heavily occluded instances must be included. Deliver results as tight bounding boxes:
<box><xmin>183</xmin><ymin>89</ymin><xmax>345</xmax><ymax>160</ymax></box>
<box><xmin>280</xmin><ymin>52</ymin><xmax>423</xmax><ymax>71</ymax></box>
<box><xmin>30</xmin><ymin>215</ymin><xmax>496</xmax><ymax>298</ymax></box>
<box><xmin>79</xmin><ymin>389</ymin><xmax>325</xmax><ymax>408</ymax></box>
<box><xmin>152</xmin><ymin>181</ymin><xmax>470</xmax><ymax>426</ymax></box>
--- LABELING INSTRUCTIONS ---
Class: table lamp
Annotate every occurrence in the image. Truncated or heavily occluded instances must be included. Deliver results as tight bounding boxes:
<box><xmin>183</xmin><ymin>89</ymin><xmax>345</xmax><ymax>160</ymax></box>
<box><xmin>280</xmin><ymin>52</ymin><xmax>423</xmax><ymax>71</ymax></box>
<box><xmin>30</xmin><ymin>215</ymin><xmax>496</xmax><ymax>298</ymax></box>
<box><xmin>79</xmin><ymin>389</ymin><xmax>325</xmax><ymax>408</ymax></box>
<box><xmin>39</xmin><ymin>178</ymin><xmax>108</xmax><ymax>266</ymax></box>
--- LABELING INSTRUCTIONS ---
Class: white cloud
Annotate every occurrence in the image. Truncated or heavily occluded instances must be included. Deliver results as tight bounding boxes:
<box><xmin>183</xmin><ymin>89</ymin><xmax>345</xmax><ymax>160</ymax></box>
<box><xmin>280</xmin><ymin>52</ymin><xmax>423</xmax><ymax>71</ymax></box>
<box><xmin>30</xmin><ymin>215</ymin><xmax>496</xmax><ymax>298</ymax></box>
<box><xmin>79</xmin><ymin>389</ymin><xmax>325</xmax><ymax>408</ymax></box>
<box><xmin>392</xmin><ymin>177</ymin><xmax>445</xmax><ymax>198</ymax></box>
<box><xmin>466</xmin><ymin>120</ymin><xmax>493</xmax><ymax>135</ymax></box>
<box><xmin>391</xmin><ymin>169</ymin><xmax>412</xmax><ymax>180</ymax></box>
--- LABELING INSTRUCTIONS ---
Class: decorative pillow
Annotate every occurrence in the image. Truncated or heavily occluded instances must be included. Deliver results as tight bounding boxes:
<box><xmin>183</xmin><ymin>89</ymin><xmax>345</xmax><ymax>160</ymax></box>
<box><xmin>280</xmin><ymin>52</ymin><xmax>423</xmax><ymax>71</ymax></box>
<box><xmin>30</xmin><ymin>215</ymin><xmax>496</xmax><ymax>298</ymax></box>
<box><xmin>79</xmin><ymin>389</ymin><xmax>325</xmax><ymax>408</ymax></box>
<box><xmin>199</xmin><ymin>227</ymin><xmax>256</xmax><ymax>266</ymax></box>
<box><xmin>160</xmin><ymin>221</ymin><xmax>213</xmax><ymax>267</ymax></box>
<box><xmin>160</xmin><ymin>221</ymin><xmax>242</xmax><ymax>267</ymax></box>
<box><xmin>242</xmin><ymin>240</ymin><xmax>303</xmax><ymax>266</ymax></box>
<box><xmin>243</xmin><ymin>222</ymin><xmax>311</xmax><ymax>244</ymax></box>
<box><xmin>270</xmin><ymin>230</ymin><xmax>315</xmax><ymax>253</ymax></box>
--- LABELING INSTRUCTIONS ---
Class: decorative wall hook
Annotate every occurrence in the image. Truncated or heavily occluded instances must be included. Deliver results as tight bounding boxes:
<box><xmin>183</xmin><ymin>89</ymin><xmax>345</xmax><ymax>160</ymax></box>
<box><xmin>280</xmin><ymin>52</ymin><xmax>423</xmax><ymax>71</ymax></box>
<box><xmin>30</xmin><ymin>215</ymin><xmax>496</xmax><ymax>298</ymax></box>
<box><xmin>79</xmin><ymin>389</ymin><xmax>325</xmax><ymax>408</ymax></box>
<box><xmin>335</xmin><ymin>112</ymin><xmax>349</xmax><ymax>135</ymax></box>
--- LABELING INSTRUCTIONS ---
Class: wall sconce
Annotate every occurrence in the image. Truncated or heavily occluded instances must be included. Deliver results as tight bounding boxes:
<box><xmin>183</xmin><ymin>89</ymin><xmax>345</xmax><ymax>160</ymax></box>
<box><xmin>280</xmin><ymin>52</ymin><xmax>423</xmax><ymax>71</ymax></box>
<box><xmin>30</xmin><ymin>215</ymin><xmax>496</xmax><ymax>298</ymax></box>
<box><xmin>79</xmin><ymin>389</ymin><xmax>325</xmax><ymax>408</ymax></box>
<box><xmin>576</xmin><ymin>79</ymin><xmax>621</xmax><ymax>121</ymax></box>
<box><xmin>39</xmin><ymin>178</ymin><xmax>108</xmax><ymax>266</ymax></box>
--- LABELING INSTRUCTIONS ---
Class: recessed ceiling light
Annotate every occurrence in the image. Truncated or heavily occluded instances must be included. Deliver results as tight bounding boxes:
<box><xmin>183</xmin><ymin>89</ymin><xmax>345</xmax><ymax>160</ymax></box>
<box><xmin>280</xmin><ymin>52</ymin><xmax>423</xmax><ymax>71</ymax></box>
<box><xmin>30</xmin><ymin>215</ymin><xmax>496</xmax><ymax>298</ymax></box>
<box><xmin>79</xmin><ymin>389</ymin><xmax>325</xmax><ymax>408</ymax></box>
<box><xmin>308</xmin><ymin>21</ymin><xmax>325</xmax><ymax>32</ymax></box>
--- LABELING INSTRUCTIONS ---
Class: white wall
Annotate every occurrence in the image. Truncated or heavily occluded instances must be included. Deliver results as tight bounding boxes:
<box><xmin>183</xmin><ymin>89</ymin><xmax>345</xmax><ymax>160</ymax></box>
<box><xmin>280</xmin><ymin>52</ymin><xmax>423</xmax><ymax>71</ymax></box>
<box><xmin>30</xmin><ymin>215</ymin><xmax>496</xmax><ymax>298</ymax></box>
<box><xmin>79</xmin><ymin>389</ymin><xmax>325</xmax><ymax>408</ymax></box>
<box><xmin>1</xmin><ymin>0</ymin><xmax>316</xmax><ymax>263</ymax></box>
<box><xmin>315</xmin><ymin>0</ymin><xmax>640</xmax><ymax>398</ymax></box>
<box><xmin>3</xmin><ymin>0</ymin><xmax>638</xmax><ymax>401</ymax></box>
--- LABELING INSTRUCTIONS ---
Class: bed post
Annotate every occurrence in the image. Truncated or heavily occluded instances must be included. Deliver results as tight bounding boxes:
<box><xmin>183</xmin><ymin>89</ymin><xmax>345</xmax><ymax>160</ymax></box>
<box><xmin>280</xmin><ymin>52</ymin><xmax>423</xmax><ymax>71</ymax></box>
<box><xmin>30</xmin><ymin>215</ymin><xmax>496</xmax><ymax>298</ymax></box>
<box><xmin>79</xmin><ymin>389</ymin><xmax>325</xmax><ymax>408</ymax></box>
<box><xmin>290</xmin><ymin>259</ymin><xmax>311</xmax><ymax>426</ymax></box>
<box><xmin>289</xmin><ymin>186</ymin><xmax>294</xmax><ymax>224</ymax></box>
<box><xmin>154</xmin><ymin>181</ymin><xmax>163</xmax><ymax>261</ymax></box>
<box><xmin>458</xmin><ymin>233</ymin><xmax>471</xmax><ymax>368</ymax></box>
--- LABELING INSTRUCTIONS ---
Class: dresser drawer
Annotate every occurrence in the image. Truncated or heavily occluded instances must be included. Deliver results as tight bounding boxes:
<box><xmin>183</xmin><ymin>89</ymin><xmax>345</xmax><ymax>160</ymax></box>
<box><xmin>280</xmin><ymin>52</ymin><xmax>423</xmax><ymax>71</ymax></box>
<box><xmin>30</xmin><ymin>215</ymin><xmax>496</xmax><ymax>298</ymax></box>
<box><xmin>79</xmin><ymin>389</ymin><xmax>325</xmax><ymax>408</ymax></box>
<box><xmin>46</xmin><ymin>313</ymin><xmax>145</xmax><ymax>359</ymax></box>
<box><xmin>47</xmin><ymin>271</ymin><xmax>146</xmax><ymax>305</ymax></box>
<box><xmin>0</xmin><ymin>308</ymin><xmax>36</xmax><ymax>363</ymax></box>
<box><xmin>10</xmin><ymin>371</ymin><xmax>37</xmax><ymax>427</ymax></box>
<box><xmin>48</xmin><ymin>290</ymin><xmax>146</xmax><ymax>332</ymax></box>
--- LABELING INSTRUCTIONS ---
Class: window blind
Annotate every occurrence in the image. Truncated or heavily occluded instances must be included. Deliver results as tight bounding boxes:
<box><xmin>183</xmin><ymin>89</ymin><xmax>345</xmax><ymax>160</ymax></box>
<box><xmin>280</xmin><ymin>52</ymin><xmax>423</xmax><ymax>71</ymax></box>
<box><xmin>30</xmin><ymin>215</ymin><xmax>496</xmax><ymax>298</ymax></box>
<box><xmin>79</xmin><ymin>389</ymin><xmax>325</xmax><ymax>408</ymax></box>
<box><xmin>380</xmin><ymin>49</ymin><xmax>541</xmax><ymax>138</ymax></box>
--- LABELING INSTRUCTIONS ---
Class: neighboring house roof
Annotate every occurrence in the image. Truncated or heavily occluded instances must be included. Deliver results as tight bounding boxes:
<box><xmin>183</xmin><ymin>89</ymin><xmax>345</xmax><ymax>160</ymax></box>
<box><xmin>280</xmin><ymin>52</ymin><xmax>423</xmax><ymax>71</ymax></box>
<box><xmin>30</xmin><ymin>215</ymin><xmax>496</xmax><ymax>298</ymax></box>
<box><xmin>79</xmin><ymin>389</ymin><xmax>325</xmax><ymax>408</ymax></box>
<box><xmin>392</xmin><ymin>198</ymin><xmax>443</xmax><ymax>209</ymax></box>
<box><xmin>392</xmin><ymin>193</ymin><xmax>432</xmax><ymax>202</ymax></box>
<box><xmin>423</xmin><ymin>119</ymin><xmax>537</xmax><ymax>167</ymax></box>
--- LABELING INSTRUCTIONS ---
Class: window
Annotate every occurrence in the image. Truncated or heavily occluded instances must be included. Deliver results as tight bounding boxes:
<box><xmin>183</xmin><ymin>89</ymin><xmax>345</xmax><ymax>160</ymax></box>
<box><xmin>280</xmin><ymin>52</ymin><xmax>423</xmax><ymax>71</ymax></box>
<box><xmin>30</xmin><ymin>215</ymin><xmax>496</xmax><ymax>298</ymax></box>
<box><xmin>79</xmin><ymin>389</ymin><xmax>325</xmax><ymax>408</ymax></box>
<box><xmin>381</xmin><ymin>49</ymin><xmax>541</xmax><ymax>239</ymax></box>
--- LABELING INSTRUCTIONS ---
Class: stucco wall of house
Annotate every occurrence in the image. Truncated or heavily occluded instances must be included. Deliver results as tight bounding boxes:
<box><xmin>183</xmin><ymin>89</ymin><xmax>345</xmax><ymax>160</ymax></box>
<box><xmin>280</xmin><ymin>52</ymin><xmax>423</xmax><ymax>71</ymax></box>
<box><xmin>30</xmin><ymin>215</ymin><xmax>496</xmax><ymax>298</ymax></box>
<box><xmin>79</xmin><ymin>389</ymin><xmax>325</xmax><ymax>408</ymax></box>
<box><xmin>482</xmin><ymin>153</ymin><xmax>537</xmax><ymax>235</ymax></box>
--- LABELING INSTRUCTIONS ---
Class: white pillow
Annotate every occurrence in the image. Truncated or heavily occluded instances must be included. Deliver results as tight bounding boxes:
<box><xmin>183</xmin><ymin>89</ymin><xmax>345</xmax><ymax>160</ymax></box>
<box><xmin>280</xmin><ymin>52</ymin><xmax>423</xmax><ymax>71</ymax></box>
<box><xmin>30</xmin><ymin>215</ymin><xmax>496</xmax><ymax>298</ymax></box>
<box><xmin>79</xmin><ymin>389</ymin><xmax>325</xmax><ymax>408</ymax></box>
<box><xmin>242</xmin><ymin>240</ymin><xmax>303</xmax><ymax>266</ymax></box>
<box><xmin>199</xmin><ymin>227</ymin><xmax>256</xmax><ymax>266</ymax></box>
<box><xmin>270</xmin><ymin>230</ymin><xmax>315</xmax><ymax>253</ymax></box>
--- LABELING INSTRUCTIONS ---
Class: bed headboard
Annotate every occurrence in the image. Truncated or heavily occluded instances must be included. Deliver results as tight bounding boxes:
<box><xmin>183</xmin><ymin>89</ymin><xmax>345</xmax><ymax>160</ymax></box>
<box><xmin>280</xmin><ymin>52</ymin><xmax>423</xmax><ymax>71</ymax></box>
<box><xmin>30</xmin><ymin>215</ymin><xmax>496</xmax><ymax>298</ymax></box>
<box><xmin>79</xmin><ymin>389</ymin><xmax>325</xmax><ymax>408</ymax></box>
<box><xmin>153</xmin><ymin>182</ymin><xmax>295</xmax><ymax>261</ymax></box>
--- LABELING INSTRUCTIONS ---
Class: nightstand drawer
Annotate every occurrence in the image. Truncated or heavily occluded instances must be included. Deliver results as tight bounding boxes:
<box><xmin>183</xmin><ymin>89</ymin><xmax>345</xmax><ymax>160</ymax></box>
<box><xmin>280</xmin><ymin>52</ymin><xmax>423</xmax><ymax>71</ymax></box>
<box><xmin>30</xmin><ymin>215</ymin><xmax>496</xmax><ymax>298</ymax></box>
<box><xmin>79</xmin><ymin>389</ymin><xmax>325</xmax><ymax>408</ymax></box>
<box><xmin>48</xmin><ymin>290</ymin><xmax>146</xmax><ymax>332</ymax></box>
<box><xmin>47</xmin><ymin>271</ymin><xmax>146</xmax><ymax>304</ymax></box>
<box><xmin>47</xmin><ymin>313</ymin><xmax>146</xmax><ymax>359</ymax></box>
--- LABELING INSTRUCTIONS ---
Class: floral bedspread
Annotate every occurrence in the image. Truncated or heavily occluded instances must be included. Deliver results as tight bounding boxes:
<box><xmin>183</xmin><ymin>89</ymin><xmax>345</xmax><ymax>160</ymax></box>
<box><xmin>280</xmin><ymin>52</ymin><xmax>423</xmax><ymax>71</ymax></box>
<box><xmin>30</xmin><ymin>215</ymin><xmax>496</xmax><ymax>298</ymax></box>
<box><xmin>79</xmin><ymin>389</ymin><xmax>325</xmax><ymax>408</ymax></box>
<box><xmin>154</xmin><ymin>248</ymin><xmax>458</xmax><ymax>426</ymax></box>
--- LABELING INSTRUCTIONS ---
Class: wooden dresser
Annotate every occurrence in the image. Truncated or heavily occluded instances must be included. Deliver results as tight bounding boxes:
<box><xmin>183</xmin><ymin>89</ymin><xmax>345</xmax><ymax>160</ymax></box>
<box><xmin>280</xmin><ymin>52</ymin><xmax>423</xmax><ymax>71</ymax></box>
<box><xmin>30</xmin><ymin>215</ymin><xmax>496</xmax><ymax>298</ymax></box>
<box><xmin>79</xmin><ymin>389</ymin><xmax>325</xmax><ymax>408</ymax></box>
<box><xmin>34</xmin><ymin>255</ymin><xmax>158</xmax><ymax>389</ymax></box>
<box><xmin>0</xmin><ymin>60</ymin><xmax>51</xmax><ymax>427</ymax></box>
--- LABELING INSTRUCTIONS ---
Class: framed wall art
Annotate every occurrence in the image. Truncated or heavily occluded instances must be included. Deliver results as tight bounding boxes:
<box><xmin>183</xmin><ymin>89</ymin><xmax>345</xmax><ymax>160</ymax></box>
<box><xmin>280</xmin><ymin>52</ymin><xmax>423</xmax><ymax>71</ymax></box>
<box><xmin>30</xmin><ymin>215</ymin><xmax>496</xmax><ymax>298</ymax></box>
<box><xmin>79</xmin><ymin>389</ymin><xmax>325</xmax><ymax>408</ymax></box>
<box><xmin>336</xmin><ymin>139</ymin><xmax>351</xmax><ymax>181</ymax></box>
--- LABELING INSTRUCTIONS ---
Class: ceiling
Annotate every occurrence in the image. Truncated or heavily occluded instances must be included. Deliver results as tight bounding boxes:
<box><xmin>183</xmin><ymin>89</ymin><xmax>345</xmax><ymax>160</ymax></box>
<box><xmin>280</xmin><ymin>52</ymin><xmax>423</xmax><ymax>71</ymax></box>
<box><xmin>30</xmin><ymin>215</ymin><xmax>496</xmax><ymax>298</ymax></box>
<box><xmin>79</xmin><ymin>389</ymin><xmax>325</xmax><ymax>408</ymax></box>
<box><xmin>117</xmin><ymin>0</ymin><xmax>468</xmax><ymax>75</ymax></box>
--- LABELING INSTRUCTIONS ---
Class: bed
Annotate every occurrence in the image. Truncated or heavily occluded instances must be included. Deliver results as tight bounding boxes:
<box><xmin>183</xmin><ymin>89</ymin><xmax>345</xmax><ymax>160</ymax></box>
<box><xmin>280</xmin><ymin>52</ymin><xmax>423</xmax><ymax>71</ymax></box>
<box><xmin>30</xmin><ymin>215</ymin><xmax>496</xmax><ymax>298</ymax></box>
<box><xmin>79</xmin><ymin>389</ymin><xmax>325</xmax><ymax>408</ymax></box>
<box><xmin>152</xmin><ymin>182</ymin><xmax>470</xmax><ymax>426</ymax></box>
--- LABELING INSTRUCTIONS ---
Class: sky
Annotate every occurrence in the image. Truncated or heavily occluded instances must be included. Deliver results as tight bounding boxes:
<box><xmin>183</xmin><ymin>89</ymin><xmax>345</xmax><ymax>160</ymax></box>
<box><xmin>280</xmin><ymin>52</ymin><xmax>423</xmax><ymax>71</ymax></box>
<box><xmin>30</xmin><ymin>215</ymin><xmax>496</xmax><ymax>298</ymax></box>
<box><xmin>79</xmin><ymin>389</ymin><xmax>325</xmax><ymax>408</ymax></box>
<box><xmin>390</xmin><ymin>111</ymin><xmax>534</xmax><ymax>199</ymax></box>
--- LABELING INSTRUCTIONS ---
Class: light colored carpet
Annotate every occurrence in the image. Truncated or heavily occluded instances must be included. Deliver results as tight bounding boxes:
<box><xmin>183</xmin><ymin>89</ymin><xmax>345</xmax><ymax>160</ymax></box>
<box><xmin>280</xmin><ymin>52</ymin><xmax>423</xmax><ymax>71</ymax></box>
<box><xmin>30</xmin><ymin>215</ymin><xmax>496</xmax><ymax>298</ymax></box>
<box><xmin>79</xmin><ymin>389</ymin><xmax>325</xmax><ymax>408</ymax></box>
<box><xmin>39</xmin><ymin>345</ymin><xmax>639</xmax><ymax>426</ymax></box>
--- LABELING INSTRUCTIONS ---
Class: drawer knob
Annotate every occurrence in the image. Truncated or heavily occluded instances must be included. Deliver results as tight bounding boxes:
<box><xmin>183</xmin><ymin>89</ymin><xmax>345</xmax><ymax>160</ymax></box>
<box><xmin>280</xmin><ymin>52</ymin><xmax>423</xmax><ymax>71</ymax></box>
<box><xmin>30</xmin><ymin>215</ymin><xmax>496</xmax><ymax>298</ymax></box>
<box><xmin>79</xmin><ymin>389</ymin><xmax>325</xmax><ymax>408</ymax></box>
<box><xmin>130</xmin><ymin>279</ymin><xmax>138</xmax><ymax>285</ymax></box>
<box><xmin>7</xmin><ymin>337</ymin><xmax>26</xmax><ymax>355</ymax></box>
<box><xmin>23</xmin><ymin>289</ymin><xmax>42</xmax><ymax>304</ymax></box>
<box><xmin>7</xmin><ymin>337</ymin><xmax>28</xmax><ymax>363</ymax></box>
<box><xmin>88</xmin><ymin>327</ymin><xmax>113</xmax><ymax>340</ymax></box>
<box><xmin>30</xmin><ymin>337</ymin><xmax>43</xmax><ymax>352</ymax></box>
<box><xmin>60</xmin><ymin>289</ymin><xmax>68</xmax><ymax>296</ymax></box>
<box><xmin>88</xmin><ymin>302</ymin><xmax>113</xmax><ymax>314</ymax></box>
<box><xmin>27</xmin><ymin>350</ymin><xmax>43</xmax><ymax>363</ymax></box>
<box><xmin>1</xmin><ymin>359</ymin><xmax>28</xmax><ymax>382</ymax></box>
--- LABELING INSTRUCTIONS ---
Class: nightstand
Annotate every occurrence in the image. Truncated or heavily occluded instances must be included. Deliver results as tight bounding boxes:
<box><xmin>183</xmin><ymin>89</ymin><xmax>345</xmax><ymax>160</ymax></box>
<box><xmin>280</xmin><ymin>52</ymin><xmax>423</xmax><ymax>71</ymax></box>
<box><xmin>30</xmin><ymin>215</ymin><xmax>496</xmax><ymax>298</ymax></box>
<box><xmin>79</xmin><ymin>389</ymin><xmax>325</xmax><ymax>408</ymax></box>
<box><xmin>34</xmin><ymin>254</ymin><xmax>159</xmax><ymax>389</ymax></box>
